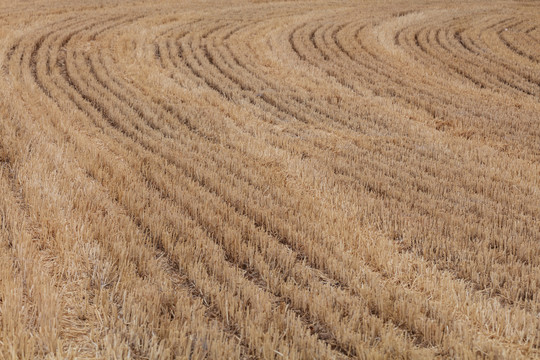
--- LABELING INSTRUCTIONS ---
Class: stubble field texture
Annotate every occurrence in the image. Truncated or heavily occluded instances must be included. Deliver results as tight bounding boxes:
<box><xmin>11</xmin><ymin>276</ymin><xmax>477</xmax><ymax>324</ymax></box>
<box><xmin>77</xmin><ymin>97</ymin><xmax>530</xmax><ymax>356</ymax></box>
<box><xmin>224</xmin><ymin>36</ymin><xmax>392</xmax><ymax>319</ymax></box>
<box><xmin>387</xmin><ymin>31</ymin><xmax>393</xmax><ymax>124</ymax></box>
<box><xmin>0</xmin><ymin>0</ymin><xmax>539</xmax><ymax>358</ymax></box>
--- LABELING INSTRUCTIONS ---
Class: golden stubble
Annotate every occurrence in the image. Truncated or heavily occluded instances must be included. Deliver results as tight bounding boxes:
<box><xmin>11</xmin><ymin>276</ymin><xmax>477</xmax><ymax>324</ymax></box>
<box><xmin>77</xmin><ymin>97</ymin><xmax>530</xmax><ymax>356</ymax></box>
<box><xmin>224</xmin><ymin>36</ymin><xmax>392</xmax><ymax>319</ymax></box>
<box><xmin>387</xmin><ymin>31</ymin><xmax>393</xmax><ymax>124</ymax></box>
<box><xmin>0</xmin><ymin>0</ymin><xmax>538</xmax><ymax>358</ymax></box>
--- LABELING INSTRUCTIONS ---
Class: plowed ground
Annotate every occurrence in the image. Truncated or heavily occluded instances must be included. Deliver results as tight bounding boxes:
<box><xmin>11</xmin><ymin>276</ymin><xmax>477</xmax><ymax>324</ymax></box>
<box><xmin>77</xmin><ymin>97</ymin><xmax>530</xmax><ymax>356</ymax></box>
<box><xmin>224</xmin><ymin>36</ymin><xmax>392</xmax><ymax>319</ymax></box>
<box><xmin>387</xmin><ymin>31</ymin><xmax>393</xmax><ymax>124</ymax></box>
<box><xmin>0</xmin><ymin>0</ymin><xmax>539</xmax><ymax>358</ymax></box>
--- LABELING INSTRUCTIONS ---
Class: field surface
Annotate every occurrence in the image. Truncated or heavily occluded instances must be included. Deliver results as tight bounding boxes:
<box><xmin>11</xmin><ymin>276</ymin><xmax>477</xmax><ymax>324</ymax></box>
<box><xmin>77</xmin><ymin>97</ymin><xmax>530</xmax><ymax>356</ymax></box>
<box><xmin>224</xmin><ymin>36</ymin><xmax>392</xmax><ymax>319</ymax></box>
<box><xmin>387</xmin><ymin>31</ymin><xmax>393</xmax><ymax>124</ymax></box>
<box><xmin>0</xmin><ymin>0</ymin><xmax>539</xmax><ymax>358</ymax></box>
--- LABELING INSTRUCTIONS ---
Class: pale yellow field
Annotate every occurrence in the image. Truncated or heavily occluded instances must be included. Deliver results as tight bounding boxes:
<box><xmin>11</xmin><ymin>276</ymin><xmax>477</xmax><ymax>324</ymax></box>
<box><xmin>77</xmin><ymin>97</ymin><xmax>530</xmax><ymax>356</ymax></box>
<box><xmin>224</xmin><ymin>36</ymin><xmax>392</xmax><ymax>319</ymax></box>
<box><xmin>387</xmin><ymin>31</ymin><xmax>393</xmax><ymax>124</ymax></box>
<box><xmin>0</xmin><ymin>0</ymin><xmax>539</xmax><ymax>358</ymax></box>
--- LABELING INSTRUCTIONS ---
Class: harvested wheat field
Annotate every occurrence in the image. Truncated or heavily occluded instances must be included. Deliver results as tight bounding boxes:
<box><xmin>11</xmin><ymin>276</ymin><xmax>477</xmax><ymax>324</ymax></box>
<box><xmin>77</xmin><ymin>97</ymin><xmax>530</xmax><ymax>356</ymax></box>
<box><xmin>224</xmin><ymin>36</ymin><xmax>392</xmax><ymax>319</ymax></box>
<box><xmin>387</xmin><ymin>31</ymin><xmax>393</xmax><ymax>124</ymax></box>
<box><xmin>0</xmin><ymin>0</ymin><xmax>539</xmax><ymax>358</ymax></box>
